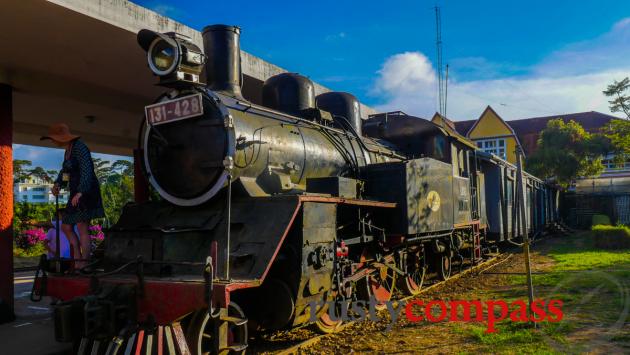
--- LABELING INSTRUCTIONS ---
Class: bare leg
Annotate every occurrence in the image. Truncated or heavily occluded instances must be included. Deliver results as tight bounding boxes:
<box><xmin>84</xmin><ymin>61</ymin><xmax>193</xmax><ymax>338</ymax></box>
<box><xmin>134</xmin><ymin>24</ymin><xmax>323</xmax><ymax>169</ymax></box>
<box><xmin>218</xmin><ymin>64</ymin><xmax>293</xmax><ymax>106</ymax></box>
<box><xmin>76</xmin><ymin>222</ymin><xmax>91</xmax><ymax>265</ymax></box>
<box><xmin>61</xmin><ymin>223</ymin><xmax>80</xmax><ymax>262</ymax></box>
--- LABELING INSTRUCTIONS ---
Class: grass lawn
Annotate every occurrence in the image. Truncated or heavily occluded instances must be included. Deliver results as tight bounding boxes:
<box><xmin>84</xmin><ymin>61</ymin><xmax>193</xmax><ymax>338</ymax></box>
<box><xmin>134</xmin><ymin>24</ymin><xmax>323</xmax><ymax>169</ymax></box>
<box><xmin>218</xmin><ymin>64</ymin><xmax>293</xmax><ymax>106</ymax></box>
<box><xmin>301</xmin><ymin>231</ymin><xmax>630</xmax><ymax>354</ymax></box>
<box><xmin>461</xmin><ymin>231</ymin><xmax>630</xmax><ymax>354</ymax></box>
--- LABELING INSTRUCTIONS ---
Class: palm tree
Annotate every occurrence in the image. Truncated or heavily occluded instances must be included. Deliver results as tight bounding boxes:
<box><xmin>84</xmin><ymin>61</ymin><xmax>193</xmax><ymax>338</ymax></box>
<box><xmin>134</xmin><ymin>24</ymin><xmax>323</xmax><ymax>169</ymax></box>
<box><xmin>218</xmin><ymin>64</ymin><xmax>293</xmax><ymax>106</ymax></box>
<box><xmin>92</xmin><ymin>158</ymin><xmax>113</xmax><ymax>184</ymax></box>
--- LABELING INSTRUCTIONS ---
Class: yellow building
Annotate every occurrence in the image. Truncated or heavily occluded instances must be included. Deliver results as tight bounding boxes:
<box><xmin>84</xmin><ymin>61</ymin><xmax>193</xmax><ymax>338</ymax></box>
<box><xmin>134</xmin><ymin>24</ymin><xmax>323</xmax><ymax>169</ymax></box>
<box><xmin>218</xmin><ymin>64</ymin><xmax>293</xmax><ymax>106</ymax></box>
<box><xmin>434</xmin><ymin>106</ymin><xmax>523</xmax><ymax>164</ymax></box>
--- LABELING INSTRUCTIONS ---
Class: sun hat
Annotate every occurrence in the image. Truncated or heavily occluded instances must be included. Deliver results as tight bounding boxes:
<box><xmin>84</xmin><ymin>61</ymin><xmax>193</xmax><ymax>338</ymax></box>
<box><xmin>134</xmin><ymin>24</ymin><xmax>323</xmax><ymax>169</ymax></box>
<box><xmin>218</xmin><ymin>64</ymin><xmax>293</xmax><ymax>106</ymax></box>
<box><xmin>40</xmin><ymin>123</ymin><xmax>80</xmax><ymax>143</ymax></box>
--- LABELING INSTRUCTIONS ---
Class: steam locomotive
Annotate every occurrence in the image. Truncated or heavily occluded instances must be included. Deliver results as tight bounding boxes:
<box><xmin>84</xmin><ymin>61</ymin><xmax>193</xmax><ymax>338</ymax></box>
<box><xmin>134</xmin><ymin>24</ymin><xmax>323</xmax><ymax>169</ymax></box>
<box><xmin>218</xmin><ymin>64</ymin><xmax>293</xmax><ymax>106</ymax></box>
<box><xmin>34</xmin><ymin>24</ymin><xmax>558</xmax><ymax>354</ymax></box>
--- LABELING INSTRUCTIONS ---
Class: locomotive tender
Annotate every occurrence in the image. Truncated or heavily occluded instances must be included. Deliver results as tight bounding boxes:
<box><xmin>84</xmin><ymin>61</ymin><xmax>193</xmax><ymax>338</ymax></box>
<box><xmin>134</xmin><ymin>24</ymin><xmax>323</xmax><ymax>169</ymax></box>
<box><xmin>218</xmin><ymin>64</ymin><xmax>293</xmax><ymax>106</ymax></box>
<box><xmin>34</xmin><ymin>24</ymin><xmax>558</xmax><ymax>354</ymax></box>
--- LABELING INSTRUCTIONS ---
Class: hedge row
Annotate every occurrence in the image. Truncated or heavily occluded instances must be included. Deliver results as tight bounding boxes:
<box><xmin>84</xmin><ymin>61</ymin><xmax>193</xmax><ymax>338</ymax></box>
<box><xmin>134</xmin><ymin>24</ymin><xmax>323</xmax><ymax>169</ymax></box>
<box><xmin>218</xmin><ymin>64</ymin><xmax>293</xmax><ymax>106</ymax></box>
<box><xmin>592</xmin><ymin>224</ymin><xmax>630</xmax><ymax>249</ymax></box>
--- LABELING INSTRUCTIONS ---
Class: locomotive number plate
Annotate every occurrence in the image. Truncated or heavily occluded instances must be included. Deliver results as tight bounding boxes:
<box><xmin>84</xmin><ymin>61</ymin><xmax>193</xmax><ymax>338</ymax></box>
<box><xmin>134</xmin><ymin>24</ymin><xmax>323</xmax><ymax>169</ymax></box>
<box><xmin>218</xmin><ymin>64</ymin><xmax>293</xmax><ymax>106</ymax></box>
<box><xmin>145</xmin><ymin>94</ymin><xmax>204</xmax><ymax>126</ymax></box>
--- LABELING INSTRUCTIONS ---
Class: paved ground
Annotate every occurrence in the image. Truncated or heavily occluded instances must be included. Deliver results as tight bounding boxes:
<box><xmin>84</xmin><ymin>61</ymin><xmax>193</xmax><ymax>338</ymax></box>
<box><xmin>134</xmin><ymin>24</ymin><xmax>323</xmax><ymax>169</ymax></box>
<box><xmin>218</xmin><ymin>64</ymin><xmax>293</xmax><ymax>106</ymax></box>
<box><xmin>1</xmin><ymin>271</ymin><xmax>72</xmax><ymax>355</ymax></box>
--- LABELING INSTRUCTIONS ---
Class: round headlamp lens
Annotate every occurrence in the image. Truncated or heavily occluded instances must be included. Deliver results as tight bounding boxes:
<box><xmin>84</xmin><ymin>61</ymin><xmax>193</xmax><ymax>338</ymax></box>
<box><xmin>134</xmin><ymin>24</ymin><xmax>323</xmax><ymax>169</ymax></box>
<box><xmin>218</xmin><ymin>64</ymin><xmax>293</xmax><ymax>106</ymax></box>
<box><xmin>149</xmin><ymin>39</ymin><xmax>178</xmax><ymax>75</ymax></box>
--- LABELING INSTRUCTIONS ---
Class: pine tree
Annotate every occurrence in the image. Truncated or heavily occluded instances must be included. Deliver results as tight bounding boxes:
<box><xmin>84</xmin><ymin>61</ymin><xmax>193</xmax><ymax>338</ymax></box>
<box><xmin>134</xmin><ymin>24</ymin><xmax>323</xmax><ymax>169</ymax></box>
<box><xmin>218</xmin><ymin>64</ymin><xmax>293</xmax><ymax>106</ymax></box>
<box><xmin>603</xmin><ymin>77</ymin><xmax>630</xmax><ymax>119</ymax></box>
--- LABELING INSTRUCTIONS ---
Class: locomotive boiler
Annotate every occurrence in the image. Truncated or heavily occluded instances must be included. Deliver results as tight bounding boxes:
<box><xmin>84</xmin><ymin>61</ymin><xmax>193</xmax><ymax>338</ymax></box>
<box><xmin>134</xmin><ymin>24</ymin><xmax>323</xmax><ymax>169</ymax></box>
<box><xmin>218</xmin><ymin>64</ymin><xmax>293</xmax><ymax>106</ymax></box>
<box><xmin>139</xmin><ymin>25</ymin><xmax>399</xmax><ymax>207</ymax></box>
<box><xmin>33</xmin><ymin>23</ymin><xmax>559</xmax><ymax>355</ymax></box>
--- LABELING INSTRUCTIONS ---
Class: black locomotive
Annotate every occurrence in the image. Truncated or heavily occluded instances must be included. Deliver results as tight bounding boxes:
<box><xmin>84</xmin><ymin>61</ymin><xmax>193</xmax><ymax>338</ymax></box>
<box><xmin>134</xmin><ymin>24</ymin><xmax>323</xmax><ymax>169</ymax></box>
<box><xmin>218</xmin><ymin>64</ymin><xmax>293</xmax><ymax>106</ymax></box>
<box><xmin>35</xmin><ymin>24</ymin><xmax>559</xmax><ymax>354</ymax></box>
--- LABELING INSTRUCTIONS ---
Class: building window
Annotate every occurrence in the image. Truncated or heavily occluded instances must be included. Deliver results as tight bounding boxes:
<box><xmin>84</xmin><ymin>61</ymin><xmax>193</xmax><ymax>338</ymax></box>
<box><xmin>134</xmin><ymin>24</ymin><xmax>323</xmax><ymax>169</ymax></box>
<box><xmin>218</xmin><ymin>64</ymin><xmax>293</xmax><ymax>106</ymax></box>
<box><xmin>32</xmin><ymin>187</ymin><xmax>47</xmax><ymax>192</ymax></box>
<box><xmin>32</xmin><ymin>195</ymin><xmax>46</xmax><ymax>200</ymax></box>
<box><xmin>602</xmin><ymin>158</ymin><xmax>630</xmax><ymax>171</ymax></box>
<box><xmin>475</xmin><ymin>138</ymin><xmax>507</xmax><ymax>159</ymax></box>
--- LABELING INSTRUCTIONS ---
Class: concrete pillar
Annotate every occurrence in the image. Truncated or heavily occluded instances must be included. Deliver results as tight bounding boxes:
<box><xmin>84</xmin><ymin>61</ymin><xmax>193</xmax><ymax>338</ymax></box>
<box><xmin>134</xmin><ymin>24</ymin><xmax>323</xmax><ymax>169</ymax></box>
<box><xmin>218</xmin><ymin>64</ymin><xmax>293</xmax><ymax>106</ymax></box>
<box><xmin>0</xmin><ymin>83</ymin><xmax>14</xmax><ymax>323</ymax></box>
<box><xmin>133</xmin><ymin>148</ymin><xmax>149</xmax><ymax>203</ymax></box>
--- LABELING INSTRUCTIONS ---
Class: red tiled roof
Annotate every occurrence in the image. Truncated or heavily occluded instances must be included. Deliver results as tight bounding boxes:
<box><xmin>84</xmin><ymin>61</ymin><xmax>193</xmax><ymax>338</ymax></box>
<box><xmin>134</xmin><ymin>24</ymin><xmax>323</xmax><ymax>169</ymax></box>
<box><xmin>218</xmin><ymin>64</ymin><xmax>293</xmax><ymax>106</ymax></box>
<box><xmin>509</xmin><ymin>111</ymin><xmax>620</xmax><ymax>156</ymax></box>
<box><xmin>453</xmin><ymin>120</ymin><xmax>476</xmax><ymax>136</ymax></box>
<box><xmin>506</xmin><ymin>111</ymin><xmax>619</xmax><ymax>135</ymax></box>
<box><xmin>452</xmin><ymin>111</ymin><xmax>622</xmax><ymax>156</ymax></box>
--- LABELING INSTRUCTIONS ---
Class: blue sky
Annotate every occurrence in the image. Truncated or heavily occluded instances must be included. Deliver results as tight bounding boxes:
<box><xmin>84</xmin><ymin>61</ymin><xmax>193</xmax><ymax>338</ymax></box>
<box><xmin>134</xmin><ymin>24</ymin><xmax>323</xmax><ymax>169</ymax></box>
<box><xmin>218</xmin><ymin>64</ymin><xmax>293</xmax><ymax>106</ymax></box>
<box><xmin>14</xmin><ymin>0</ymin><xmax>630</xmax><ymax>169</ymax></box>
<box><xmin>134</xmin><ymin>0</ymin><xmax>630</xmax><ymax>118</ymax></box>
<box><xmin>13</xmin><ymin>144</ymin><xmax>129</xmax><ymax>171</ymax></box>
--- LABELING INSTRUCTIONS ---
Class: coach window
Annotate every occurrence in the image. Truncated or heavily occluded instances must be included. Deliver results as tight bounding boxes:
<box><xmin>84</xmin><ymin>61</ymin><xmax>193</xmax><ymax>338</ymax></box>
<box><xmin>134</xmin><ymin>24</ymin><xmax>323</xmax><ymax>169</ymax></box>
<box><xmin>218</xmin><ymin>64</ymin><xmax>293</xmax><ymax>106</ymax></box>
<box><xmin>458</xmin><ymin>149</ymin><xmax>469</xmax><ymax>177</ymax></box>
<box><xmin>506</xmin><ymin>179</ymin><xmax>514</xmax><ymax>207</ymax></box>
<box><xmin>451</xmin><ymin>144</ymin><xmax>460</xmax><ymax>176</ymax></box>
<box><xmin>432</xmin><ymin>135</ymin><xmax>446</xmax><ymax>161</ymax></box>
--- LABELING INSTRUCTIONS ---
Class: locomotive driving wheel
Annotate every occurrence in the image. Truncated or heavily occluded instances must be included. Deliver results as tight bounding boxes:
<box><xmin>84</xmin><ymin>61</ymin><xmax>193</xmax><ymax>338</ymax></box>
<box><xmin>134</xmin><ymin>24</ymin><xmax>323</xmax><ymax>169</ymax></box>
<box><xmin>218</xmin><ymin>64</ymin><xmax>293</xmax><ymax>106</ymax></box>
<box><xmin>315</xmin><ymin>304</ymin><xmax>343</xmax><ymax>334</ymax></box>
<box><xmin>399</xmin><ymin>248</ymin><xmax>427</xmax><ymax>295</ymax></box>
<box><xmin>314</xmin><ymin>289</ymin><xmax>345</xmax><ymax>334</ymax></box>
<box><xmin>434</xmin><ymin>251</ymin><xmax>452</xmax><ymax>281</ymax></box>
<box><xmin>357</xmin><ymin>252</ymin><xmax>397</xmax><ymax>310</ymax></box>
<box><xmin>315</xmin><ymin>256</ymin><xmax>356</xmax><ymax>334</ymax></box>
<box><xmin>187</xmin><ymin>302</ymin><xmax>248</xmax><ymax>355</ymax></box>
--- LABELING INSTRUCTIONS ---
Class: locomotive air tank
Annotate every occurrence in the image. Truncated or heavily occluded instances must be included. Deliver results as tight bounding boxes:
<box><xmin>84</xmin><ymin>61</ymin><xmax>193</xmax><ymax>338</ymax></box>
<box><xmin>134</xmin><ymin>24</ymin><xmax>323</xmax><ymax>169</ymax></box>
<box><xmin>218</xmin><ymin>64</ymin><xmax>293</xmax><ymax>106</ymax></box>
<box><xmin>141</xmin><ymin>25</ymin><xmax>401</xmax><ymax>206</ymax></box>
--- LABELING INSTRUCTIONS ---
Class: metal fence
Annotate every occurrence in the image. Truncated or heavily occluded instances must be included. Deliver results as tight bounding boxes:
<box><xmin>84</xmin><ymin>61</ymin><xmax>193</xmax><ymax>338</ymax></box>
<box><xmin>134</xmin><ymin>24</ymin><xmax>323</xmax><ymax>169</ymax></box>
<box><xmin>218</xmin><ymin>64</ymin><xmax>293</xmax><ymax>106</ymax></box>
<box><xmin>561</xmin><ymin>192</ymin><xmax>630</xmax><ymax>228</ymax></box>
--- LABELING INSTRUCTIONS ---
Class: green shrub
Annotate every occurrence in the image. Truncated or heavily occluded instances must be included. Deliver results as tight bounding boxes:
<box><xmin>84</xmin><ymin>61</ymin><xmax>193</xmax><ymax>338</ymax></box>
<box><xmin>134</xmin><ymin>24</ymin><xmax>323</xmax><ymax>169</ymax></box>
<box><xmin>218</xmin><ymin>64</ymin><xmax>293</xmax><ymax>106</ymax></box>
<box><xmin>592</xmin><ymin>214</ymin><xmax>611</xmax><ymax>226</ymax></box>
<box><xmin>13</xmin><ymin>241</ymin><xmax>47</xmax><ymax>258</ymax></box>
<box><xmin>592</xmin><ymin>224</ymin><xmax>630</xmax><ymax>249</ymax></box>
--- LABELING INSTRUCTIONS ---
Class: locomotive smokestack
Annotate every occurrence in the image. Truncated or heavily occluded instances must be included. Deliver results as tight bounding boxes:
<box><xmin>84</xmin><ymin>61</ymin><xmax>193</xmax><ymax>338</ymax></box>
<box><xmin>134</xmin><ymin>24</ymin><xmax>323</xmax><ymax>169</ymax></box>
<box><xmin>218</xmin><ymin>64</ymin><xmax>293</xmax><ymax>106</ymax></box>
<box><xmin>202</xmin><ymin>24</ymin><xmax>243</xmax><ymax>98</ymax></box>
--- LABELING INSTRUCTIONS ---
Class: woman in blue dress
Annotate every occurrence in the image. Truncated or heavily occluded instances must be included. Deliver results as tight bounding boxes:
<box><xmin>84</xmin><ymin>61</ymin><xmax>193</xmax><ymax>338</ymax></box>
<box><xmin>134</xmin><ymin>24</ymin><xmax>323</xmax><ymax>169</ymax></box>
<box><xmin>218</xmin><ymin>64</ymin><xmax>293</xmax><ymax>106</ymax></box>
<box><xmin>41</xmin><ymin>123</ymin><xmax>104</xmax><ymax>267</ymax></box>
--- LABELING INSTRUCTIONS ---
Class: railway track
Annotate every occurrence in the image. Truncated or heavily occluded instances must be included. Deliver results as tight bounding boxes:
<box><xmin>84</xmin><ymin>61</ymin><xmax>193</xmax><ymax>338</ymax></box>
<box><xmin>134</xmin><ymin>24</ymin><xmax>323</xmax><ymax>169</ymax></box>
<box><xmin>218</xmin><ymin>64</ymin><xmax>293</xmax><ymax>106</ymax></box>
<box><xmin>267</xmin><ymin>251</ymin><xmax>514</xmax><ymax>355</ymax></box>
<box><xmin>271</xmin><ymin>232</ymin><xmax>564</xmax><ymax>354</ymax></box>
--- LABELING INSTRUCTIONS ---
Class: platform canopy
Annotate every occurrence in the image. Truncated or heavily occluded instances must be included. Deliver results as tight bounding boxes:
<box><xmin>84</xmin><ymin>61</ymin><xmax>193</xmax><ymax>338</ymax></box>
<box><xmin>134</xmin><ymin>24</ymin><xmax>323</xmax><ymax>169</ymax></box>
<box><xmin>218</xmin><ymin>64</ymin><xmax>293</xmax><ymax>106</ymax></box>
<box><xmin>0</xmin><ymin>0</ymin><xmax>376</xmax><ymax>156</ymax></box>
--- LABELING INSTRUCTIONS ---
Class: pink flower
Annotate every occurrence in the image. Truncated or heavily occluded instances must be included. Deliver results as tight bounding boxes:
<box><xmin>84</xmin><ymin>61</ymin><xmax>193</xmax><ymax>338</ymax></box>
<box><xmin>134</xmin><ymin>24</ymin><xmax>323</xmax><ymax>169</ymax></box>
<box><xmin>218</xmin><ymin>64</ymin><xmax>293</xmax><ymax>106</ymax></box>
<box><xmin>89</xmin><ymin>224</ymin><xmax>105</xmax><ymax>242</ymax></box>
<box><xmin>20</xmin><ymin>228</ymin><xmax>47</xmax><ymax>247</ymax></box>
<box><xmin>91</xmin><ymin>232</ymin><xmax>104</xmax><ymax>241</ymax></box>
<box><xmin>89</xmin><ymin>225</ymin><xmax>102</xmax><ymax>232</ymax></box>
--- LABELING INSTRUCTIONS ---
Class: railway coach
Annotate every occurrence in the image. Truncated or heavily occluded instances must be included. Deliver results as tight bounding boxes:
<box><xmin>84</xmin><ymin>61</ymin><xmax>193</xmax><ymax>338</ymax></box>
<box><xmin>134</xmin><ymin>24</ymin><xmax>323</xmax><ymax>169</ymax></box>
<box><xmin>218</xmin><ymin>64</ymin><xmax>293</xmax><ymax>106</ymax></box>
<box><xmin>476</xmin><ymin>151</ymin><xmax>559</xmax><ymax>243</ymax></box>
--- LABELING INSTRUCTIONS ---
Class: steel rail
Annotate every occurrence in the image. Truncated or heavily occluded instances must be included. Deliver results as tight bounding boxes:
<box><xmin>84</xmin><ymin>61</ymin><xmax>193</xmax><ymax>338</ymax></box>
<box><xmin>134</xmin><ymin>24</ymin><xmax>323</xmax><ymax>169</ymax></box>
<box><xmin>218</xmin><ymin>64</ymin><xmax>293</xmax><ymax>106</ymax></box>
<box><xmin>272</xmin><ymin>252</ymin><xmax>511</xmax><ymax>355</ymax></box>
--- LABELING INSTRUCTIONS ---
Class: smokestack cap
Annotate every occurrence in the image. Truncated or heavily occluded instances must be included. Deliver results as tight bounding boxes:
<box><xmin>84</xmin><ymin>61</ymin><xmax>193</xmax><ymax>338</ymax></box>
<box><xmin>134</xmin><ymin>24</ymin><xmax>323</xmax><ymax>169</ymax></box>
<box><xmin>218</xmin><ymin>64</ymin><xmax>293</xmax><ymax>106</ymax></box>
<box><xmin>202</xmin><ymin>24</ymin><xmax>241</xmax><ymax>35</ymax></box>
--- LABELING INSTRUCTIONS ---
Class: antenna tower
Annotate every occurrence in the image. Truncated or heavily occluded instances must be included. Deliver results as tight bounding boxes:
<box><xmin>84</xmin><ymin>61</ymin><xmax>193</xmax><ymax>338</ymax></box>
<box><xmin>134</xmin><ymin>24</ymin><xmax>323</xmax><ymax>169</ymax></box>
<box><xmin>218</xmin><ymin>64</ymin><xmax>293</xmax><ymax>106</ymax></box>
<box><xmin>435</xmin><ymin>6</ymin><xmax>447</xmax><ymax>116</ymax></box>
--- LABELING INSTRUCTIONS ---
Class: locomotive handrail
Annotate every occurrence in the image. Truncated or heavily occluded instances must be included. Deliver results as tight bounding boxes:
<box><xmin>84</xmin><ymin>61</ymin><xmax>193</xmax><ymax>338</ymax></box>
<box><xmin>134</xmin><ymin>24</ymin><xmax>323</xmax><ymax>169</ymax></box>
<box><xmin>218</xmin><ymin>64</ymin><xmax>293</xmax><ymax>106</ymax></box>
<box><xmin>105</xmin><ymin>226</ymin><xmax>218</xmax><ymax>233</ymax></box>
<box><xmin>405</xmin><ymin>230</ymin><xmax>454</xmax><ymax>243</ymax></box>
<box><xmin>158</xmin><ymin>227</ymin><xmax>218</xmax><ymax>233</ymax></box>
<box><xmin>87</xmin><ymin>260</ymin><xmax>208</xmax><ymax>274</ymax></box>
<box><xmin>298</xmin><ymin>195</ymin><xmax>397</xmax><ymax>208</ymax></box>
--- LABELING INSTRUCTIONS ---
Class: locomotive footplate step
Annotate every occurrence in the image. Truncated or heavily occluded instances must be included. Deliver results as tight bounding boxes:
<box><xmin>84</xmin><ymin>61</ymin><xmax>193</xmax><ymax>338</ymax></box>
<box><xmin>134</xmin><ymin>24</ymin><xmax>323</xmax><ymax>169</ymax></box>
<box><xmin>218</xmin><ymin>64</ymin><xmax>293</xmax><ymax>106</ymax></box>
<box><xmin>221</xmin><ymin>315</ymin><xmax>248</xmax><ymax>327</ymax></box>
<box><xmin>211</xmin><ymin>304</ymin><xmax>248</xmax><ymax>354</ymax></box>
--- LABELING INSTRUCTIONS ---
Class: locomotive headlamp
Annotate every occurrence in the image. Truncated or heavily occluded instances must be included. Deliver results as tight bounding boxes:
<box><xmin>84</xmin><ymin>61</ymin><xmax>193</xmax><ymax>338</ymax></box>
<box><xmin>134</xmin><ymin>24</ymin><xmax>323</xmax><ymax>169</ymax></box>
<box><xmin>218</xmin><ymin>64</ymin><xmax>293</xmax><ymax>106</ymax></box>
<box><xmin>137</xmin><ymin>29</ymin><xmax>205</xmax><ymax>86</ymax></box>
<box><xmin>148</xmin><ymin>38</ymin><xmax>178</xmax><ymax>75</ymax></box>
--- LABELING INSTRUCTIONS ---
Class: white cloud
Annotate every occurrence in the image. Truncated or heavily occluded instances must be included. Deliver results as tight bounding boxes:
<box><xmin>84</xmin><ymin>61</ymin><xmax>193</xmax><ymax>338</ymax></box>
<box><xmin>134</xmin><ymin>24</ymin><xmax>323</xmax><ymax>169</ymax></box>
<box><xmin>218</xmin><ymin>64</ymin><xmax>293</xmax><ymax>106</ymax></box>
<box><xmin>147</xmin><ymin>3</ymin><xmax>182</xmax><ymax>17</ymax></box>
<box><xmin>371</xmin><ymin>52</ymin><xmax>438</xmax><ymax>114</ymax></box>
<box><xmin>372</xmin><ymin>18</ymin><xmax>630</xmax><ymax>121</ymax></box>
<box><xmin>373</xmin><ymin>52</ymin><xmax>436</xmax><ymax>94</ymax></box>
<box><xmin>535</xmin><ymin>17</ymin><xmax>630</xmax><ymax>77</ymax></box>
<box><xmin>325</xmin><ymin>32</ymin><xmax>347</xmax><ymax>42</ymax></box>
<box><xmin>445</xmin><ymin>69</ymin><xmax>629</xmax><ymax>119</ymax></box>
